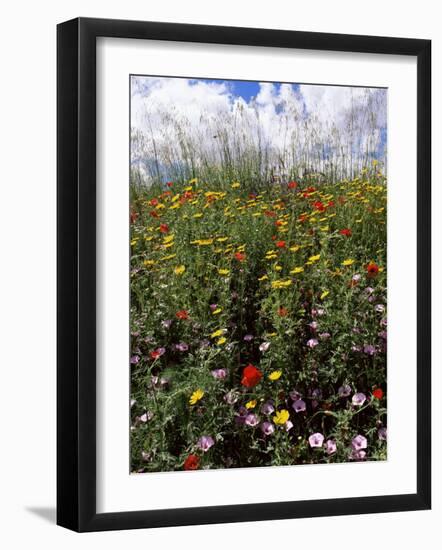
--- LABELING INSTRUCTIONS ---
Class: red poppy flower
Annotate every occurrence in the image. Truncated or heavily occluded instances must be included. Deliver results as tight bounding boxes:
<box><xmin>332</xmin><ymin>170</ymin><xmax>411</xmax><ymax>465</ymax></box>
<box><xmin>276</xmin><ymin>240</ymin><xmax>286</xmax><ymax>248</ymax></box>
<box><xmin>241</xmin><ymin>364</ymin><xmax>263</xmax><ymax>388</ymax></box>
<box><xmin>367</xmin><ymin>261</ymin><xmax>380</xmax><ymax>278</ymax></box>
<box><xmin>149</xmin><ymin>210</ymin><xmax>159</xmax><ymax>218</ymax></box>
<box><xmin>313</xmin><ymin>200</ymin><xmax>326</xmax><ymax>212</ymax></box>
<box><xmin>159</xmin><ymin>223</ymin><xmax>169</xmax><ymax>234</ymax></box>
<box><xmin>176</xmin><ymin>310</ymin><xmax>189</xmax><ymax>320</ymax></box>
<box><xmin>166</xmin><ymin>181</ymin><xmax>173</xmax><ymax>187</ymax></box>
<box><xmin>150</xmin><ymin>350</ymin><xmax>161</xmax><ymax>360</ymax></box>
<box><xmin>298</xmin><ymin>213</ymin><xmax>308</xmax><ymax>223</ymax></box>
<box><xmin>130</xmin><ymin>210</ymin><xmax>139</xmax><ymax>224</ymax></box>
<box><xmin>307</xmin><ymin>186</ymin><xmax>316</xmax><ymax>193</ymax></box>
<box><xmin>373</xmin><ymin>388</ymin><xmax>384</xmax><ymax>400</ymax></box>
<box><xmin>275</xmin><ymin>220</ymin><xmax>284</xmax><ymax>227</ymax></box>
<box><xmin>339</xmin><ymin>228</ymin><xmax>352</xmax><ymax>237</ymax></box>
<box><xmin>184</xmin><ymin>454</ymin><xmax>200</xmax><ymax>471</ymax></box>
<box><xmin>287</xmin><ymin>181</ymin><xmax>297</xmax><ymax>189</ymax></box>
<box><xmin>149</xmin><ymin>198</ymin><xmax>159</xmax><ymax>206</ymax></box>
<box><xmin>264</xmin><ymin>210</ymin><xmax>276</xmax><ymax>218</ymax></box>
<box><xmin>234</xmin><ymin>252</ymin><xmax>246</xmax><ymax>262</ymax></box>
<box><xmin>277</xmin><ymin>307</ymin><xmax>289</xmax><ymax>317</ymax></box>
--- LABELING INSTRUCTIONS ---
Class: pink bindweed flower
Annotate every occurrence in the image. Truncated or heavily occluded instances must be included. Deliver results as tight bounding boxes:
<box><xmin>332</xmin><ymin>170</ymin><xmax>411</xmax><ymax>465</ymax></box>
<box><xmin>338</xmin><ymin>384</ymin><xmax>352</xmax><ymax>397</ymax></box>
<box><xmin>325</xmin><ymin>439</ymin><xmax>337</xmax><ymax>455</ymax></box>
<box><xmin>197</xmin><ymin>435</ymin><xmax>215</xmax><ymax>452</ymax></box>
<box><xmin>292</xmin><ymin>399</ymin><xmax>306</xmax><ymax>413</ymax></box>
<box><xmin>261</xmin><ymin>401</ymin><xmax>275</xmax><ymax>415</ymax></box>
<box><xmin>211</xmin><ymin>368</ymin><xmax>228</xmax><ymax>379</ymax></box>
<box><xmin>289</xmin><ymin>389</ymin><xmax>302</xmax><ymax>401</ymax></box>
<box><xmin>130</xmin><ymin>355</ymin><xmax>140</xmax><ymax>364</ymax></box>
<box><xmin>378</xmin><ymin>426</ymin><xmax>387</xmax><ymax>441</ymax></box>
<box><xmin>175</xmin><ymin>342</ymin><xmax>189</xmax><ymax>352</ymax></box>
<box><xmin>224</xmin><ymin>390</ymin><xmax>238</xmax><ymax>405</ymax></box>
<box><xmin>309</xmin><ymin>432</ymin><xmax>325</xmax><ymax>448</ymax></box>
<box><xmin>245</xmin><ymin>413</ymin><xmax>260</xmax><ymax>427</ymax></box>
<box><xmin>350</xmin><ymin>449</ymin><xmax>367</xmax><ymax>461</ymax></box>
<box><xmin>351</xmin><ymin>434</ymin><xmax>367</xmax><ymax>451</ymax></box>
<box><xmin>285</xmin><ymin>420</ymin><xmax>294</xmax><ymax>431</ymax></box>
<box><xmin>243</xmin><ymin>334</ymin><xmax>254</xmax><ymax>341</ymax></box>
<box><xmin>307</xmin><ymin>338</ymin><xmax>319</xmax><ymax>348</ymax></box>
<box><xmin>261</xmin><ymin>421</ymin><xmax>275</xmax><ymax>436</ymax></box>
<box><xmin>259</xmin><ymin>341</ymin><xmax>270</xmax><ymax>352</ymax></box>
<box><xmin>352</xmin><ymin>392</ymin><xmax>366</xmax><ymax>406</ymax></box>
<box><xmin>363</xmin><ymin>344</ymin><xmax>376</xmax><ymax>355</ymax></box>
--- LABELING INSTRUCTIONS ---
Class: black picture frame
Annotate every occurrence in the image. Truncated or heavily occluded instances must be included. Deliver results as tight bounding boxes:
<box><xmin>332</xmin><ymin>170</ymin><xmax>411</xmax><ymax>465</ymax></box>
<box><xmin>57</xmin><ymin>17</ymin><xmax>431</xmax><ymax>532</ymax></box>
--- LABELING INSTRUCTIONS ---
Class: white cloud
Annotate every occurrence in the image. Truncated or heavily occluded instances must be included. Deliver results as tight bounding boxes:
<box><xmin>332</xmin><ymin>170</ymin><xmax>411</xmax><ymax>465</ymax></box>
<box><xmin>131</xmin><ymin>76</ymin><xmax>387</xmax><ymax>182</ymax></box>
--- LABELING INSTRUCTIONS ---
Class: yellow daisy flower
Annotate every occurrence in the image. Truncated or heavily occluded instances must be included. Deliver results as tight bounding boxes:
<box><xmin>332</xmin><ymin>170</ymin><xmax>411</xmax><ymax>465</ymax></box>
<box><xmin>189</xmin><ymin>389</ymin><xmax>204</xmax><ymax>405</ymax></box>
<box><xmin>273</xmin><ymin>409</ymin><xmax>290</xmax><ymax>425</ymax></box>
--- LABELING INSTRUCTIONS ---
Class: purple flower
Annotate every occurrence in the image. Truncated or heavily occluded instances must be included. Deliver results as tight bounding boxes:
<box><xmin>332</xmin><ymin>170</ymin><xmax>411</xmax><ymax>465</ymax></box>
<box><xmin>352</xmin><ymin>392</ymin><xmax>366</xmax><ymax>407</ymax></box>
<box><xmin>351</xmin><ymin>434</ymin><xmax>368</xmax><ymax>451</ymax></box>
<box><xmin>380</xmin><ymin>317</ymin><xmax>387</xmax><ymax>327</ymax></box>
<box><xmin>234</xmin><ymin>406</ymin><xmax>248</xmax><ymax>425</ymax></box>
<box><xmin>312</xmin><ymin>388</ymin><xmax>322</xmax><ymax>400</ymax></box>
<box><xmin>352</xmin><ymin>273</ymin><xmax>361</xmax><ymax>283</ymax></box>
<box><xmin>319</xmin><ymin>332</ymin><xmax>331</xmax><ymax>340</ymax></box>
<box><xmin>175</xmin><ymin>342</ymin><xmax>189</xmax><ymax>352</ymax></box>
<box><xmin>224</xmin><ymin>390</ymin><xmax>238</xmax><ymax>405</ymax></box>
<box><xmin>161</xmin><ymin>319</ymin><xmax>172</xmax><ymax>329</ymax></box>
<box><xmin>338</xmin><ymin>384</ymin><xmax>352</xmax><ymax>397</ymax></box>
<box><xmin>285</xmin><ymin>420</ymin><xmax>294</xmax><ymax>431</ymax></box>
<box><xmin>292</xmin><ymin>399</ymin><xmax>306</xmax><ymax>413</ymax></box>
<box><xmin>261</xmin><ymin>421</ymin><xmax>275</xmax><ymax>436</ymax></box>
<box><xmin>261</xmin><ymin>401</ymin><xmax>275</xmax><ymax>415</ymax></box>
<box><xmin>245</xmin><ymin>413</ymin><xmax>260</xmax><ymax>427</ymax></box>
<box><xmin>243</xmin><ymin>334</ymin><xmax>254</xmax><ymax>342</ymax></box>
<box><xmin>309</xmin><ymin>321</ymin><xmax>318</xmax><ymax>331</ymax></box>
<box><xmin>197</xmin><ymin>435</ymin><xmax>215</xmax><ymax>452</ymax></box>
<box><xmin>375</xmin><ymin>304</ymin><xmax>385</xmax><ymax>313</ymax></box>
<box><xmin>325</xmin><ymin>439</ymin><xmax>337</xmax><ymax>455</ymax></box>
<box><xmin>309</xmin><ymin>432</ymin><xmax>325</xmax><ymax>448</ymax></box>
<box><xmin>350</xmin><ymin>449</ymin><xmax>367</xmax><ymax>461</ymax></box>
<box><xmin>259</xmin><ymin>341</ymin><xmax>270</xmax><ymax>352</ymax></box>
<box><xmin>211</xmin><ymin>368</ymin><xmax>228</xmax><ymax>379</ymax></box>
<box><xmin>363</xmin><ymin>344</ymin><xmax>376</xmax><ymax>355</ymax></box>
<box><xmin>139</xmin><ymin>411</ymin><xmax>153</xmax><ymax>423</ymax></box>
<box><xmin>307</xmin><ymin>338</ymin><xmax>319</xmax><ymax>348</ymax></box>
<box><xmin>378</xmin><ymin>426</ymin><xmax>387</xmax><ymax>441</ymax></box>
<box><xmin>289</xmin><ymin>389</ymin><xmax>302</xmax><ymax>401</ymax></box>
<box><xmin>209</xmin><ymin>303</ymin><xmax>218</xmax><ymax>311</ymax></box>
<box><xmin>130</xmin><ymin>355</ymin><xmax>140</xmax><ymax>365</ymax></box>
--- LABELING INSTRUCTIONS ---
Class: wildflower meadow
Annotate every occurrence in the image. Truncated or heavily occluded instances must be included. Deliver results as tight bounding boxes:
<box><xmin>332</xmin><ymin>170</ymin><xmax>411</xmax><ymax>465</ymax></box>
<box><xmin>130</xmin><ymin>77</ymin><xmax>387</xmax><ymax>473</ymax></box>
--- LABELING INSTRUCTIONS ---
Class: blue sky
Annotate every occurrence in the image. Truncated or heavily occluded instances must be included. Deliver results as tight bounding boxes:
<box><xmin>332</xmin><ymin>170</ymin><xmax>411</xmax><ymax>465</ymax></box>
<box><xmin>190</xmin><ymin>78</ymin><xmax>301</xmax><ymax>103</ymax></box>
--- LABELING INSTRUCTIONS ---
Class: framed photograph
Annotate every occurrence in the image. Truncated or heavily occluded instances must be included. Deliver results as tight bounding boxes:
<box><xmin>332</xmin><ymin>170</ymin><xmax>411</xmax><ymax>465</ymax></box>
<box><xmin>57</xmin><ymin>17</ymin><xmax>431</xmax><ymax>532</ymax></box>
